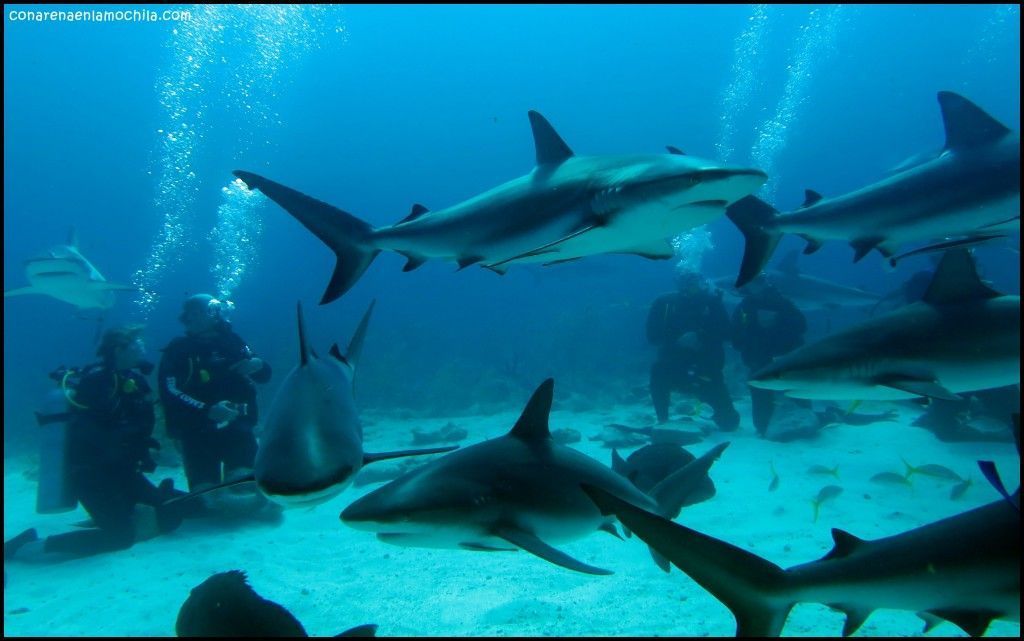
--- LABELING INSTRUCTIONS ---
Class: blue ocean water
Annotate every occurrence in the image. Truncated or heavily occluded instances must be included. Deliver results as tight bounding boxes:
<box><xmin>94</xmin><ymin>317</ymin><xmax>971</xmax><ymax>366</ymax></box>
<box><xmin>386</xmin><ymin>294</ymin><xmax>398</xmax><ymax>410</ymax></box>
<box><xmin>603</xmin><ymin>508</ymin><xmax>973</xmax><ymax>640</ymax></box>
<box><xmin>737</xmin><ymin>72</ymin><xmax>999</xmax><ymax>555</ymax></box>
<box><xmin>3</xmin><ymin>5</ymin><xmax>1020</xmax><ymax>637</ymax></box>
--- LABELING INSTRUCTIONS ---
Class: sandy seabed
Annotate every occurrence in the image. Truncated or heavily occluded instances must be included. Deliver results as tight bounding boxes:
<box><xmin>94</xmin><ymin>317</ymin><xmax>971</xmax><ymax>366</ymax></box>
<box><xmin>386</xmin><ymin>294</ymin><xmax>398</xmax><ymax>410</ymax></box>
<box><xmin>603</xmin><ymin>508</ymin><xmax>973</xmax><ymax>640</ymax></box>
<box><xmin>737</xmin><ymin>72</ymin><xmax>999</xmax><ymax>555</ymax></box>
<box><xmin>3</xmin><ymin>397</ymin><xmax>1020</xmax><ymax>637</ymax></box>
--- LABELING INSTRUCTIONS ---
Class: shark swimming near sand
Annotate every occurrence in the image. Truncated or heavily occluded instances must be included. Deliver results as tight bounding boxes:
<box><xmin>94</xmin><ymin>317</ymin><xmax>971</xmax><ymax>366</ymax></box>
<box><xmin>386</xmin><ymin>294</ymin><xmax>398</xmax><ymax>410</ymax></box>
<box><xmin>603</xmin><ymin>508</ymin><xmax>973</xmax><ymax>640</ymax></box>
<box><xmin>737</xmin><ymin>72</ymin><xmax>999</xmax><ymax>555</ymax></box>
<box><xmin>747</xmin><ymin>248</ymin><xmax>1020</xmax><ymax>401</ymax></box>
<box><xmin>582</xmin><ymin>481</ymin><xmax>1020</xmax><ymax>636</ymax></box>
<box><xmin>233</xmin><ymin>110</ymin><xmax>767</xmax><ymax>303</ymax></box>
<box><xmin>340</xmin><ymin>379</ymin><xmax>725</xmax><ymax>575</ymax></box>
<box><xmin>4</xmin><ymin>229</ymin><xmax>135</xmax><ymax>310</ymax></box>
<box><xmin>727</xmin><ymin>91</ymin><xmax>1020</xmax><ymax>288</ymax></box>
<box><xmin>167</xmin><ymin>301</ymin><xmax>457</xmax><ymax>509</ymax></box>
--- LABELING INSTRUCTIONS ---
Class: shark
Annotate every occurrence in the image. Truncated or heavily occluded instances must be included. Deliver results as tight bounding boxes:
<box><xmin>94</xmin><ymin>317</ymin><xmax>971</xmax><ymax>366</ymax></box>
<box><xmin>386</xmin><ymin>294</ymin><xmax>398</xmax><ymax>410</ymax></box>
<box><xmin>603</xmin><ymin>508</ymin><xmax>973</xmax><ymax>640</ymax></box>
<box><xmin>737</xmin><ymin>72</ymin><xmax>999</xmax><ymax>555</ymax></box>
<box><xmin>168</xmin><ymin>301</ymin><xmax>457</xmax><ymax>509</ymax></box>
<box><xmin>4</xmin><ymin>229</ymin><xmax>135</xmax><ymax>309</ymax></box>
<box><xmin>233</xmin><ymin>111</ymin><xmax>767</xmax><ymax>304</ymax></box>
<box><xmin>712</xmin><ymin>250</ymin><xmax>881</xmax><ymax>311</ymax></box>
<box><xmin>581</xmin><ymin>478</ymin><xmax>1020</xmax><ymax>637</ymax></box>
<box><xmin>747</xmin><ymin>248</ymin><xmax>1020</xmax><ymax>401</ymax></box>
<box><xmin>340</xmin><ymin>379</ymin><xmax>723</xmax><ymax>575</ymax></box>
<box><xmin>727</xmin><ymin>91</ymin><xmax>1020</xmax><ymax>287</ymax></box>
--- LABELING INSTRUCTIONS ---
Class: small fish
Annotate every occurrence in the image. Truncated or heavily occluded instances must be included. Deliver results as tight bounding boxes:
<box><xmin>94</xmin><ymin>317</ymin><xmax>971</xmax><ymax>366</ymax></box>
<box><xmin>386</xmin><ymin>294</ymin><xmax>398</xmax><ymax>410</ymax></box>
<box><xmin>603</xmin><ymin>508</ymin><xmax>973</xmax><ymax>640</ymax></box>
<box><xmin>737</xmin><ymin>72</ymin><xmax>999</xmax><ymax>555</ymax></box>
<box><xmin>811</xmin><ymin>485</ymin><xmax>844</xmax><ymax>523</ymax></box>
<box><xmin>870</xmin><ymin>472</ymin><xmax>913</xmax><ymax>487</ymax></box>
<box><xmin>901</xmin><ymin>457</ymin><xmax>963</xmax><ymax>482</ymax></box>
<box><xmin>768</xmin><ymin>461</ymin><xmax>780</xmax><ymax>492</ymax></box>
<box><xmin>808</xmin><ymin>464</ymin><xmax>840</xmax><ymax>480</ymax></box>
<box><xmin>950</xmin><ymin>477</ymin><xmax>973</xmax><ymax>500</ymax></box>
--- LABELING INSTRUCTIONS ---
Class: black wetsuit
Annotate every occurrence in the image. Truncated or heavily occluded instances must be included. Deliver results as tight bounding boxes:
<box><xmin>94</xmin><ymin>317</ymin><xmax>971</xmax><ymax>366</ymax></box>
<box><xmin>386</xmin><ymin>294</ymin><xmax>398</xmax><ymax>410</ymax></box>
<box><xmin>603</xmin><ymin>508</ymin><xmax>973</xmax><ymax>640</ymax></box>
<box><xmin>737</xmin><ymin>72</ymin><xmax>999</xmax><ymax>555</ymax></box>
<box><xmin>42</xmin><ymin>364</ymin><xmax>180</xmax><ymax>558</ymax></box>
<box><xmin>646</xmin><ymin>288</ymin><xmax>739</xmax><ymax>431</ymax></box>
<box><xmin>159</xmin><ymin>323</ymin><xmax>271</xmax><ymax>491</ymax></box>
<box><xmin>731</xmin><ymin>289</ymin><xmax>806</xmax><ymax>436</ymax></box>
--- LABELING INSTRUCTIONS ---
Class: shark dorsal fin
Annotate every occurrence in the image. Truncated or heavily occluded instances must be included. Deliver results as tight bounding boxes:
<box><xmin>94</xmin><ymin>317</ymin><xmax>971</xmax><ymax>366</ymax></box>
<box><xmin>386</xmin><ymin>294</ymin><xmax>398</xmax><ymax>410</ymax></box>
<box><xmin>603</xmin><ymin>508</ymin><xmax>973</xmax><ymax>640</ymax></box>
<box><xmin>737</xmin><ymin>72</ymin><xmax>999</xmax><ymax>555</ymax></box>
<box><xmin>343</xmin><ymin>299</ymin><xmax>377</xmax><ymax>371</ymax></box>
<box><xmin>938</xmin><ymin>91</ymin><xmax>1010</xmax><ymax>150</ymax></box>
<box><xmin>821</xmin><ymin>528</ymin><xmax>866</xmax><ymax>561</ymax></box>
<box><xmin>509</xmin><ymin>378</ymin><xmax>554</xmax><ymax>440</ymax></box>
<box><xmin>610</xmin><ymin>448</ymin><xmax>628</xmax><ymax>475</ymax></box>
<box><xmin>665</xmin><ymin>145</ymin><xmax>686</xmax><ymax>155</ymax></box>
<box><xmin>397</xmin><ymin>204</ymin><xmax>429</xmax><ymax>225</ymax></box>
<box><xmin>527</xmin><ymin>111</ymin><xmax>574</xmax><ymax>166</ymax></box>
<box><xmin>67</xmin><ymin>227</ymin><xmax>79</xmax><ymax>248</ymax></box>
<box><xmin>922</xmin><ymin>249</ymin><xmax>1001</xmax><ymax>305</ymax></box>
<box><xmin>296</xmin><ymin>301</ymin><xmax>310</xmax><ymax>366</ymax></box>
<box><xmin>776</xmin><ymin>250</ymin><xmax>801</xmax><ymax>276</ymax></box>
<box><xmin>801</xmin><ymin>189</ymin><xmax>823</xmax><ymax>208</ymax></box>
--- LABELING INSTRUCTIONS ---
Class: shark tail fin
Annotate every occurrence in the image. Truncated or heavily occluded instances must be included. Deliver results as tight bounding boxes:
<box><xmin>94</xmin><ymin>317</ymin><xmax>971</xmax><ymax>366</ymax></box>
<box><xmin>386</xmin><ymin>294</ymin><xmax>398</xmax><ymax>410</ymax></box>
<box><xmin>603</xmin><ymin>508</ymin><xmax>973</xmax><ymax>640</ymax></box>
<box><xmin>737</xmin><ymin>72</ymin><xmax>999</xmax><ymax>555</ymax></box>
<box><xmin>582</xmin><ymin>483</ymin><xmax>794</xmax><ymax>636</ymax></box>
<box><xmin>232</xmin><ymin>171</ymin><xmax>380</xmax><ymax>304</ymax></box>
<box><xmin>725</xmin><ymin>196</ymin><xmax>783</xmax><ymax>288</ymax></box>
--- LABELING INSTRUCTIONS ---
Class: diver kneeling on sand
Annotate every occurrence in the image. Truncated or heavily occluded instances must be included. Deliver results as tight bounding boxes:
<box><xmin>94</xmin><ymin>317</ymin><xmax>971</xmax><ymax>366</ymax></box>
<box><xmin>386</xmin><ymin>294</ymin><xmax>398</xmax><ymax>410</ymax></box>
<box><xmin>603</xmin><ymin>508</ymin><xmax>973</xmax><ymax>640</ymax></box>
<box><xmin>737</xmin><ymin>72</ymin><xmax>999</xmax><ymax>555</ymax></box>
<box><xmin>5</xmin><ymin>326</ymin><xmax>193</xmax><ymax>562</ymax></box>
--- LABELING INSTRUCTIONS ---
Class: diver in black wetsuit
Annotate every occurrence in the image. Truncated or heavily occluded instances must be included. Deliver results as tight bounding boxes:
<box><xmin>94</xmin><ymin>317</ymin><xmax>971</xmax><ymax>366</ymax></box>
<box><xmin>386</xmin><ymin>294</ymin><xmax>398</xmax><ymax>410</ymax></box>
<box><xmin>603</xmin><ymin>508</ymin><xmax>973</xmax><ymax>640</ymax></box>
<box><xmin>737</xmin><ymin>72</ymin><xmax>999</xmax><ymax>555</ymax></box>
<box><xmin>5</xmin><ymin>326</ymin><xmax>188</xmax><ymax>562</ymax></box>
<box><xmin>731</xmin><ymin>279</ymin><xmax>807</xmax><ymax>437</ymax></box>
<box><xmin>646</xmin><ymin>271</ymin><xmax>740</xmax><ymax>431</ymax></box>
<box><xmin>159</xmin><ymin>294</ymin><xmax>272</xmax><ymax>493</ymax></box>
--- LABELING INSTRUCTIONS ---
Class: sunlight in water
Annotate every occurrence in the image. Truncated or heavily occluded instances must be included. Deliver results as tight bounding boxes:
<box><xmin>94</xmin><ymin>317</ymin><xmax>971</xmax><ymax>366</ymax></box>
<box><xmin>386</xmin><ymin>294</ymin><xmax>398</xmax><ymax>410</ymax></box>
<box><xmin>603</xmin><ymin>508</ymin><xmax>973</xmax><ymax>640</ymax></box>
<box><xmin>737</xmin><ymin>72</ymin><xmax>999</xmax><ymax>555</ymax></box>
<box><xmin>750</xmin><ymin>5</ymin><xmax>848</xmax><ymax>203</ymax></box>
<box><xmin>715</xmin><ymin>4</ymin><xmax>772</xmax><ymax>164</ymax></box>
<box><xmin>132</xmin><ymin>5</ymin><xmax>346</xmax><ymax>318</ymax></box>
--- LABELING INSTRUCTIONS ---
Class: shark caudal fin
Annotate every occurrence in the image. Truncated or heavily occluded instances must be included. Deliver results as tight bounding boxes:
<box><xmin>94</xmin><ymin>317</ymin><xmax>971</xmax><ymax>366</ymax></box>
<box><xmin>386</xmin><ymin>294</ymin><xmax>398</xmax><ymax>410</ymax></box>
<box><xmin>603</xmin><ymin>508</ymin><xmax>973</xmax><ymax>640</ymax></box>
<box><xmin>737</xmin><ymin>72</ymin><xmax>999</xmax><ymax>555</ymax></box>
<box><xmin>582</xmin><ymin>483</ymin><xmax>793</xmax><ymax>636</ymax></box>
<box><xmin>726</xmin><ymin>195</ymin><xmax>783</xmax><ymax>288</ymax></box>
<box><xmin>233</xmin><ymin>171</ymin><xmax>380</xmax><ymax>304</ymax></box>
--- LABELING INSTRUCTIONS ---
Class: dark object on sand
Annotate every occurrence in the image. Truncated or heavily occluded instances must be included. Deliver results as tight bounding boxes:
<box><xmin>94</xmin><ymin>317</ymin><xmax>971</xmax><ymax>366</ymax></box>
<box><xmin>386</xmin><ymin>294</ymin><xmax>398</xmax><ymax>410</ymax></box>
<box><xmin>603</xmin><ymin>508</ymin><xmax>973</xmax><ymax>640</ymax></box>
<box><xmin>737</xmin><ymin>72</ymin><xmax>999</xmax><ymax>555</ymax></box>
<box><xmin>176</xmin><ymin>570</ymin><xmax>377</xmax><ymax>637</ymax></box>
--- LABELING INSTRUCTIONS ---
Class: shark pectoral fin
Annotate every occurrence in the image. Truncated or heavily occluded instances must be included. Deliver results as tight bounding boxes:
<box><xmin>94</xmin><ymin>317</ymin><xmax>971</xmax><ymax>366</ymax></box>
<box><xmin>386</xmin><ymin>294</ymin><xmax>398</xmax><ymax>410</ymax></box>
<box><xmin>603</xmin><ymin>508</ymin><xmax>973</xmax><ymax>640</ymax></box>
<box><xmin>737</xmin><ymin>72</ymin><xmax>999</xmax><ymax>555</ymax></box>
<box><xmin>619</xmin><ymin>239</ymin><xmax>676</xmax><ymax>260</ymax></box>
<box><xmin>4</xmin><ymin>286</ymin><xmax>39</xmax><ymax>297</ymax></box>
<box><xmin>876</xmin><ymin>377</ymin><xmax>961</xmax><ymax>401</ymax></box>
<box><xmin>597</xmin><ymin>522</ymin><xmax>623</xmax><ymax>540</ymax></box>
<box><xmin>921</xmin><ymin>607</ymin><xmax>1001</xmax><ymax>637</ymax></box>
<box><xmin>362</xmin><ymin>446</ymin><xmax>459</xmax><ymax>466</ymax></box>
<box><xmin>977</xmin><ymin>460</ymin><xmax>1019</xmax><ymax>511</ymax></box>
<box><xmin>649</xmin><ymin>546</ymin><xmax>671</xmax><ymax>573</ymax></box>
<box><xmin>336</xmin><ymin>623</ymin><xmax>379</xmax><ymax>637</ymax></box>
<box><xmin>828</xmin><ymin>604</ymin><xmax>873</xmax><ymax>636</ymax></box>
<box><xmin>488</xmin><ymin>224</ymin><xmax>600</xmax><ymax>270</ymax></box>
<box><xmin>493</xmin><ymin>524</ymin><xmax>612</xmax><ymax>575</ymax></box>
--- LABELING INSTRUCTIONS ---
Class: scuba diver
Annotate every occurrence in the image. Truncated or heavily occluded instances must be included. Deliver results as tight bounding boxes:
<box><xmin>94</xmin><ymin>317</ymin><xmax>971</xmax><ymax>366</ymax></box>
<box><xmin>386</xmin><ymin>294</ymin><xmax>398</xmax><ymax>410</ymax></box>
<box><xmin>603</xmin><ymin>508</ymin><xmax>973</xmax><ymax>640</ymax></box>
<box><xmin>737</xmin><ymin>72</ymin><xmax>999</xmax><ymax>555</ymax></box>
<box><xmin>646</xmin><ymin>270</ymin><xmax>740</xmax><ymax>431</ymax></box>
<box><xmin>5</xmin><ymin>326</ymin><xmax>189</xmax><ymax>562</ymax></box>
<box><xmin>159</xmin><ymin>294</ymin><xmax>272</xmax><ymax>499</ymax></box>
<box><xmin>731</xmin><ymin>278</ymin><xmax>807</xmax><ymax>438</ymax></box>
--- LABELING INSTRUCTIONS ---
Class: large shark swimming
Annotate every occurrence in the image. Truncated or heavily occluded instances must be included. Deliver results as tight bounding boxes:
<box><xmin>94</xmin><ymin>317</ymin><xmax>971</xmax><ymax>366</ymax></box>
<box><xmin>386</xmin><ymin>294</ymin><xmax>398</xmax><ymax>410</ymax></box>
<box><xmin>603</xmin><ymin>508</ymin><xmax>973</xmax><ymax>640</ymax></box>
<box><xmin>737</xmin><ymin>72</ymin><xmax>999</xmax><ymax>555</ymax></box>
<box><xmin>4</xmin><ymin>229</ymin><xmax>135</xmax><ymax>310</ymax></box>
<box><xmin>728</xmin><ymin>91</ymin><xmax>1020</xmax><ymax>287</ymax></box>
<box><xmin>747</xmin><ymin>248</ymin><xmax>1020</xmax><ymax>401</ymax></box>
<box><xmin>340</xmin><ymin>379</ymin><xmax>728</xmax><ymax>575</ymax></box>
<box><xmin>582</xmin><ymin>480</ymin><xmax>1020</xmax><ymax>637</ymax></box>
<box><xmin>169</xmin><ymin>302</ymin><xmax>458</xmax><ymax>509</ymax></box>
<box><xmin>233</xmin><ymin>110</ymin><xmax>767</xmax><ymax>303</ymax></box>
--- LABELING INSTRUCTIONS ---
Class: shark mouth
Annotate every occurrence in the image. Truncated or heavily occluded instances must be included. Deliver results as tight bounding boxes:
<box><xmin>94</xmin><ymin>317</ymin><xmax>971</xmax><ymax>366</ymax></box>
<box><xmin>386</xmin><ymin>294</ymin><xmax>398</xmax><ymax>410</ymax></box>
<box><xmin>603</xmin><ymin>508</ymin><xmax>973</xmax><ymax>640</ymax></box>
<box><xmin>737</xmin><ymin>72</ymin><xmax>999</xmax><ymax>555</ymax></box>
<box><xmin>258</xmin><ymin>465</ymin><xmax>354</xmax><ymax>502</ymax></box>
